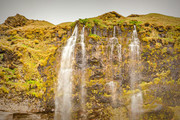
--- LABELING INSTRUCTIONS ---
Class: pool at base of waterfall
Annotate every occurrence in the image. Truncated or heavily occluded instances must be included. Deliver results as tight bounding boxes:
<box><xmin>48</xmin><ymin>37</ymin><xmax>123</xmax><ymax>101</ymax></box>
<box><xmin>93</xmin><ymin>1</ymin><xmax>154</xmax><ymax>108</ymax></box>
<box><xmin>0</xmin><ymin>111</ymin><xmax>54</xmax><ymax>120</ymax></box>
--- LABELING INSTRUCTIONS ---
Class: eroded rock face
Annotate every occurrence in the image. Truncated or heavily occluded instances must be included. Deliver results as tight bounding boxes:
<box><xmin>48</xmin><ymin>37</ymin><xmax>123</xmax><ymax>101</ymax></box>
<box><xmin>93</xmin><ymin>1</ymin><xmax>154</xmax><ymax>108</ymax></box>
<box><xmin>88</xmin><ymin>57</ymin><xmax>102</xmax><ymax>68</ymax></box>
<box><xmin>4</xmin><ymin>14</ymin><xmax>28</xmax><ymax>27</ymax></box>
<box><xmin>0</xmin><ymin>12</ymin><xmax>179</xmax><ymax>120</ymax></box>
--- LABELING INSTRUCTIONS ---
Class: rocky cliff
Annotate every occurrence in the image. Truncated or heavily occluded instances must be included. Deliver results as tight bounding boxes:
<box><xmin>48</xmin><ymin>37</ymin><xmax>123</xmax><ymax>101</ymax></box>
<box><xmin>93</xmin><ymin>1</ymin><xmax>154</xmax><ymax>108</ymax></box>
<box><xmin>0</xmin><ymin>12</ymin><xmax>180</xmax><ymax>120</ymax></box>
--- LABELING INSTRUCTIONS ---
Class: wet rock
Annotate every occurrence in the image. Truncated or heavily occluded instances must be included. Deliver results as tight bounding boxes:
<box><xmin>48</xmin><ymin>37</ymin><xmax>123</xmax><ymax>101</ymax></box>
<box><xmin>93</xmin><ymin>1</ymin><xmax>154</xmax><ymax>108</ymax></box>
<box><xmin>108</xmin><ymin>30</ymin><xmax>113</xmax><ymax>37</ymax></box>
<box><xmin>98</xmin><ymin>96</ymin><xmax>111</xmax><ymax>103</ymax></box>
<box><xmin>75</xmin><ymin>51</ymin><xmax>82</xmax><ymax>68</ymax></box>
<box><xmin>92</xmin><ymin>83</ymin><xmax>103</xmax><ymax>90</ymax></box>
<box><xmin>45</xmin><ymin>98</ymin><xmax>55</xmax><ymax>112</ymax></box>
<box><xmin>102</xmin><ymin>28</ymin><xmax>107</xmax><ymax>37</ymax></box>
<box><xmin>67</xmin><ymin>30</ymin><xmax>72</xmax><ymax>37</ymax></box>
<box><xmin>117</xmin><ymin>26</ymin><xmax>122</xmax><ymax>35</ymax></box>
<box><xmin>88</xmin><ymin>57</ymin><xmax>102</xmax><ymax>68</ymax></box>
<box><xmin>113</xmin><ymin>74</ymin><xmax>121</xmax><ymax>80</ymax></box>
<box><xmin>158</xmin><ymin>33</ymin><xmax>166</xmax><ymax>38</ymax></box>
<box><xmin>91</xmin><ymin>26</ymin><xmax>97</xmax><ymax>34</ymax></box>
<box><xmin>90</xmin><ymin>71</ymin><xmax>104</xmax><ymax>80</ymax></box>
<box><xmin>89</xmin><ymin>38</ymin><xmax>97</xmax><ymax>45</ymax></box>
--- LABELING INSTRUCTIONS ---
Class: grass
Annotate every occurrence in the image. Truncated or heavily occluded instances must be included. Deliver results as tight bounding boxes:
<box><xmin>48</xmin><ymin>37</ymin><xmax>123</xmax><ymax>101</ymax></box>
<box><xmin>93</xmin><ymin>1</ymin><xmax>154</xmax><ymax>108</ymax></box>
<box><xmin>126</xmin><ymin>13</ymin><xmax>180</xmax><ymax>26</ymax></box>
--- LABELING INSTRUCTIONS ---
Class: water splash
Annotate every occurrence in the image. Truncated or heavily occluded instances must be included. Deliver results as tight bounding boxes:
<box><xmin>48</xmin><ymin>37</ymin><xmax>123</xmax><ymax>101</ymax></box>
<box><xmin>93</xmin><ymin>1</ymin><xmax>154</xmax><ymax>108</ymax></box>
<box><xmin>106</xmin><ymin>81</ymin><xmax>117</xmax><ymax>106</ymax></box>
<box><xmin>131</xmin><ymin>92</ymin><xmax>143</xmax><ymax>119</ymax></box>
<box><xmin>55</xmin><ymin>25</ymin><xmax>78</xmax><ymax>120</ymax></box>
<box><xmin>129</xmin><ymin>25</ymin><xmax>143</xmax><ymax>120</ymax></box>
<box><xmin>80</xmin><ymin>26</ymin><xmax>86</xmax><ymax>117</ymax></box>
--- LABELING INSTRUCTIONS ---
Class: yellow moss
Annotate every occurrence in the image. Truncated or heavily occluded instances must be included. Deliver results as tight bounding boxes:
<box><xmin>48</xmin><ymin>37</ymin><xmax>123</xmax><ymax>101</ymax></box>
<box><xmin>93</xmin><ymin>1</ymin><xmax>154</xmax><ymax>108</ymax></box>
<box><xmin>34</xmin><ymin>39</ymin><xmax>39</xmax><ymax>44</ymax></box>
<box><xmin>155</xmin><ymin>42</ymin><xmax>162</xmax><ymax>49</ymax></box>
<box><xmin>140</xmin><ymin>81</ymin><xmax>153</xmax><ymax>90</ymax></box>
<box><xmin>154</xmin><ymin>78</ymin><xmax>161</xmax><ymax>84</ymax></box>
<box><xmin>0</xmin><ymin>85</ymin><xmax>9</xmax><ymax>93</ymax></box>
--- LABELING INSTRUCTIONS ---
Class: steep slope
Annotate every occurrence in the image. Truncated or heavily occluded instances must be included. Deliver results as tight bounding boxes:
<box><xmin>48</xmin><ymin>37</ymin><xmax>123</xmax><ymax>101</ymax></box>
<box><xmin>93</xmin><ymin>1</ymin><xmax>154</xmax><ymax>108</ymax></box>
<box><xmin>0</xmin><ymin>12</ymin><xmax>179</xmax><ymax>120</ymax></box>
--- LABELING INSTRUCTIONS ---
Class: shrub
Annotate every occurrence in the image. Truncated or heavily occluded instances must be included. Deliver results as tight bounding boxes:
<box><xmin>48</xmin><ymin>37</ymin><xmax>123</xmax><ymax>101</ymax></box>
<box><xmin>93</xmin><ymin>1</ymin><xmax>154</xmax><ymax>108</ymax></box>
<box><xmin>129</xmin><ymin>20</ymin><xmax>142</xmax><ymax>25</ymax></box>
<box><xmin>93</xmin><ymin>19</ymin><xmax>100</xmax><ymax>25</ymax></box>
<box><xmin>79</xmin><ymin>18</ymin><xmax>89</xmax><ymax>25</ymax></box>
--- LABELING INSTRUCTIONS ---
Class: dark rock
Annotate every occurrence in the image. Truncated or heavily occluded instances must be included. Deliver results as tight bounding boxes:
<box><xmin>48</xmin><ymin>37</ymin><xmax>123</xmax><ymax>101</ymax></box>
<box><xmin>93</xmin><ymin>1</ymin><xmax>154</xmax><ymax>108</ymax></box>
<box><xmin>154</xmin><ymin>26</ymin><xmax>165</xmax><ymax>32</ymax></box>
<box><xmin>128</xmin><ymin>14</ymin><xmax>140</xmax><ymax>17</ymax></box>
<box><xmin>166</xmin><ymin>48</ymin><xmax>174</xmax><ymax>55</ymax></box>
<box><xmin>92</xmin><ymin>83</ymin><xmax>103</xmax><ymax>90</ymax></box>
<box><xmin>113</xmin><ymin>74</ymin><xmax>121</xmax><ymax>80</ymax></box>
<box><xmin>158</xmin><ymin>33</ymin><xmax>166</xmax><ymax>38</ymax></box>
<box><xmin>90</xmin><ymin>71</ymin><xmax>104</xmax><ymax>80</ymax></box>
<box><xmin>102</xmin><ymin>28</ymin><xmax>107</xmax><ymax>37</ymax></box>
<box><xmin>96</xmin><ymin>29</ymin><xmax>101</xmax><ymax>36</ymax></box>
<box><xmin>144</xmin><ymin>23</ymin><xmax>150</xmax><ymax>27</ymax></box>
<box><xmin>76</xmin><ymin>51</ymin><xmax>82</xmax><ymax>67</ymax></box>
<box><xmin>98</xmin><ymin>96</ymin><xmax>111</xmax><ymax>103</ymax></box>
<box><xmin>0</xmin><ymin>48</ymin><xmax>5</xmax><ymax>54</ymax></box>
<box><xmin>108</xmin><ymin>30</ymin><xmax>113</xmax><ymax>37</ymax></box>
<box><xmin>88</xmin><ymin>57</ymin><xmax>102</xmax><ymax>68</ymax></box>
<box><xmin>117</xmin><ymin>26</ymin><xmax>122</xmax><ymax>35</ymax></box>
<box><xmin>67</xmin><ymin>30</ymin><xmax>72</xmax><ymax>37</ymax></box>
<box><xmin>4</xmin><ymin>14</ymin><xmax>28</xmax><ymax>27</ymax></box>
<box><xmin>89</xmin><ymin>38</ymin><xmax>97</xmax><ymax>45</ymax></box>
<box><xmin>57</xmin><ymin>34</ymin><xmax>64</xmax><ymax>41</ymax></box>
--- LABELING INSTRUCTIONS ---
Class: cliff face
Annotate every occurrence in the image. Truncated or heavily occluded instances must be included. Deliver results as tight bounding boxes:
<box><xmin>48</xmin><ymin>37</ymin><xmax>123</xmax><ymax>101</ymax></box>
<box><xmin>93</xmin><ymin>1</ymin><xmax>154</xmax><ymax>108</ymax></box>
<box><xmin>0</xmin><ymin>12</ymin><xmax>180</xmax><ymax>119</ymax></box>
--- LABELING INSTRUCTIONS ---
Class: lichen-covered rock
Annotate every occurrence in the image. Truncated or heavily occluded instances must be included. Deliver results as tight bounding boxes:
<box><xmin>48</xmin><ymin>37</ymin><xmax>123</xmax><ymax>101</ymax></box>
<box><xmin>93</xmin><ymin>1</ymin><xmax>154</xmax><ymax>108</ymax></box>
<box><xmin>4</xmin><ymin>14</ymin><xmax>28</xmax><ymax>27</ymax></box>
<box><xmin>0</xmin><ymin>11</ymin><xmax>180</xmax><ymax>120</ymax></box>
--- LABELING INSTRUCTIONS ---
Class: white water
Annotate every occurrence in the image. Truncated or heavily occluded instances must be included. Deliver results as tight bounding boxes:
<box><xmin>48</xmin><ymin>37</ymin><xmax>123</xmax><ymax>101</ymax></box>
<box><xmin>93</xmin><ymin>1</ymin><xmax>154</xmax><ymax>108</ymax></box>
<box><xmin>129</xmin><ymin>25</ymin><xmax>143</xmax><ymax>120</ymax></box>
<box><xmin>55</xmin><ymin>25</ymin><xmax>78</xmax><ymax>120</ymax></box>
<box><xmin>108</xmin><ymin>26</ymin><xmax>122</xmax><ymax>106</ymax></box>
<box><xmin>109</xmin><ymin>26</ymin><xmax>120</xmax><ymax>59</ymax></box>
<box><xmin>80</xmin><ymin>26</ymin><xmax>86</xmax><ymax>116</ymax></box>
<box><xmin>131</xmin><ymin>92</ymin><xmax>143</xmax><ymax>119</ymax></box>
<box><xmin>106</xmin><ymin>81</ymin><xmax>117</xmax><ymax>106</ymax></box>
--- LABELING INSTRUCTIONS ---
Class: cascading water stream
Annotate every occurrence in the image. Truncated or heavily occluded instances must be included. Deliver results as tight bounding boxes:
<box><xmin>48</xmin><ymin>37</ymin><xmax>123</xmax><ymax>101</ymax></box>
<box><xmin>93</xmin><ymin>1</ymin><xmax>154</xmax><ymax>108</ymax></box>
<box><xmin>55</xmin><ymin>25</ymin><xmax>78</xmax><ymax>120</ymax></box>
<box><xmin>107</xmin><ymin>26</ymin><xmax>122</xmax><ymax>106</ymax></box>
<box><xmin>129</xmin><ymin>25</ymin><xmax>143</xmax><ymax>120</ymax></box>
<box><xmin>80</xmin><ymin>26</ymin><xmax>86</xmax><ymax>117</ymax></box>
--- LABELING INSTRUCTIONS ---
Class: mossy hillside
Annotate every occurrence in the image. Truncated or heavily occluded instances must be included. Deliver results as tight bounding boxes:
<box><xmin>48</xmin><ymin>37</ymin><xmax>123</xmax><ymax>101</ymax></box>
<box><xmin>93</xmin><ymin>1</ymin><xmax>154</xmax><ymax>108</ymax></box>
<box><xmin>72</xmin><ymin>12</ymin><xmax>180</xmax><ymax>119</ymax></box>
<box><xmin>0</xmin><ymin>14</ymin><xmax>72</xmax><ymax>111</ymax></box>
<box><xmin>0</xmin><ymin>12</ymin><xmax>180</xmax><ymax>118</ymax></box>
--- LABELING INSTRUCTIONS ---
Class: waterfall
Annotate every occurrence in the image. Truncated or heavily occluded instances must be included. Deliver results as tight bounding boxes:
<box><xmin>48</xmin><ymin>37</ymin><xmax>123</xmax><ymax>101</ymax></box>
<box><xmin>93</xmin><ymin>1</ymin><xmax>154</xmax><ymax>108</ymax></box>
<box><xmin>107</xmin><ymin>26</ymin><xmax>122</xmax><ymax>106</ymax></box>
<box><xmin>107</xmin><ymin>81</ymin><xmax>117</xmax><ymax>106</ymax></box>
<box><xmin>55</xmin><ymin>25</ymin><xmax>78</xmax><ymax>120</ymax></box>
<box><xmin>129</xmin><ymin>25</ymin><xmax>143</xmax><ymax>120</ymax></box>
<box><xmin>113</xmin><ymin>25</ymin><xmax>116</xmax><ymax>37</ymax></box>
<box><xmin>80</xmin><ymin>26</ymin><xmax>86</xmax><ymax>117</ymax></box>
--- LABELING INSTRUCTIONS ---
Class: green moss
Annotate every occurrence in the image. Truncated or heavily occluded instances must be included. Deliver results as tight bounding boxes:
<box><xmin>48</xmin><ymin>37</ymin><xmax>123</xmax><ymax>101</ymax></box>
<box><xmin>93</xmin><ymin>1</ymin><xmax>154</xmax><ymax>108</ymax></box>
<box><xmin>0</xmin><ymin>53</ymin><xmax>3</xmax><ymax>60</ymax></box>
<box><xmin>129</xmin><ymin>20</ymin><xmax>142</xmax><ymax>25</ymax></box>
<box><xmin>88</xmin><ymin>34</ymin><xmax>101</xmax><ymax>41</ymax></box>
<box><xmin>79</xmin><ymin>18</ymin><xmax>89</xmax><ymax>25</ymax></box>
